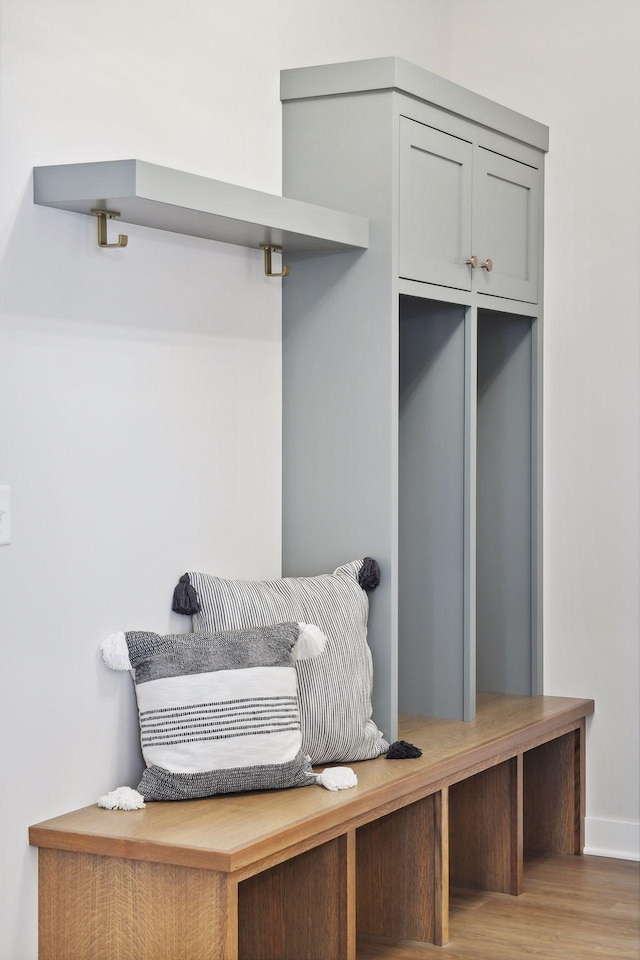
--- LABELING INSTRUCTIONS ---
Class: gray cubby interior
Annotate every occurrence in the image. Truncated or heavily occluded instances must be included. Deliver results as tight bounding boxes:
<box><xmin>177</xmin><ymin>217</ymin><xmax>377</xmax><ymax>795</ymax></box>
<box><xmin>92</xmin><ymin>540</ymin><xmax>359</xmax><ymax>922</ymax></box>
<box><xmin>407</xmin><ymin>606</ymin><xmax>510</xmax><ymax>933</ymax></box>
<box><xmin>398</xmin><ymin>297</ymin><xmax>467</xmax><ymax>721</ymax></box>
<box><xmin>476</xmin><ymin>310</ymin><xmax>535</xmax><ymax>697</ymax></box>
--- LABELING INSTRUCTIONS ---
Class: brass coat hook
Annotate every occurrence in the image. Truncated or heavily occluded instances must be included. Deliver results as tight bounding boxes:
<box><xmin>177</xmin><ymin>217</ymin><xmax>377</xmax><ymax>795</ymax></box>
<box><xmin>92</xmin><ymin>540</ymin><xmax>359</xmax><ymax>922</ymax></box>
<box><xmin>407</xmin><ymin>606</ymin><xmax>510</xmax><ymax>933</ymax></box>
<box><xmin>261</xmin><ymin>243</ymin><xmax>290</xmax><ymax>278</ymax></box>
<box><xmin>91</xmin><ymin>209</ymin><xmax>128</xmax><ymax>248</ymax></box>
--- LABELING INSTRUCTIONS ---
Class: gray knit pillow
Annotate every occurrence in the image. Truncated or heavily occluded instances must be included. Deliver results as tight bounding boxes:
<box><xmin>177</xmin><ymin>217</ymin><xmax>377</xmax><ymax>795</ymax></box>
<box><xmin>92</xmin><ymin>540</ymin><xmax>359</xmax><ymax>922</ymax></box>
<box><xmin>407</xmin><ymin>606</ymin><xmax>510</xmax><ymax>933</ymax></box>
<box><xmin>101</xmin><ymin>623</ymin><xmax>326</xmax><ymax>801</ymax></box>
<box><xmin>173</xmin><ymin>559</ymin><xmax>389</xmax><ymax>765</ymax></box>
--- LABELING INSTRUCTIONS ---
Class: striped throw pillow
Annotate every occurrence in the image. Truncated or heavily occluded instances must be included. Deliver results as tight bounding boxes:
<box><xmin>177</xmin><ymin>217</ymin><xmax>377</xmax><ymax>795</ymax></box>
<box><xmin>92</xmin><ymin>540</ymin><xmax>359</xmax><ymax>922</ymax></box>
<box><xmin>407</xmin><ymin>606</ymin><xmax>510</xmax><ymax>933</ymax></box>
<box><xmin>173</xmin><ymin>559</ymin><xmax>389</xmax><ymax>765</ymax></box>
<box><xmin>102</xmin><ymin>623</ymin><xmax>325</xmax><ymax>801</ymax></box>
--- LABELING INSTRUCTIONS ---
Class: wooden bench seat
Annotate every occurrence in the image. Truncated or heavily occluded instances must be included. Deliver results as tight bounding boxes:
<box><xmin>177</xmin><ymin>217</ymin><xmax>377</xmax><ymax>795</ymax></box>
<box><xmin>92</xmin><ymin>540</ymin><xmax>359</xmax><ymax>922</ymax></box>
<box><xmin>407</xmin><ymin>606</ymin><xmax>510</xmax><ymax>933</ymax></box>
<box><xmin>29</xmin><ymin>693</ymin><xmax>594</xmax><ymax>960</ymax></box>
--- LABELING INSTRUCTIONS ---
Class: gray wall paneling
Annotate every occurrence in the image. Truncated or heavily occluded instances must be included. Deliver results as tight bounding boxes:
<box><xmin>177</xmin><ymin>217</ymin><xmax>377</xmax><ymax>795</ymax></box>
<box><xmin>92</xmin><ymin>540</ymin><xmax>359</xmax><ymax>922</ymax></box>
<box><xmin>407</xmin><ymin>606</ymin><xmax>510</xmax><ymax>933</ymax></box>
<box><xmin>282</xmin><ymin>92</ymin><xmax>399</xmax><ymax>743</ymax></box>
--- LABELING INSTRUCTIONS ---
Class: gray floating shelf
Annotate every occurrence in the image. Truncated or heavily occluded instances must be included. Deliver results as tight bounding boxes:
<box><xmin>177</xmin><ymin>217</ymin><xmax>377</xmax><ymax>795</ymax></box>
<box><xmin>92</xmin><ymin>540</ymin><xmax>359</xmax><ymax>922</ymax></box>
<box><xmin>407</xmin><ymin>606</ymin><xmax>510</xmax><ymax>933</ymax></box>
<box><xmin>33</xmin><ymin>159</ymin><xmax>369</xmax><ymax>253</ymax></box>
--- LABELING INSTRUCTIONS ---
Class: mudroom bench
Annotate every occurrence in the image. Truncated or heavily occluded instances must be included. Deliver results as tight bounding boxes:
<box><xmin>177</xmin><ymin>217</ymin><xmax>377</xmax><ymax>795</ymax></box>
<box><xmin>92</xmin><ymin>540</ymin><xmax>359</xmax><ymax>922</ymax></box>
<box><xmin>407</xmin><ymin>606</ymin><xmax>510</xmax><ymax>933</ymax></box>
<box><xmin>29</xmin><ymin>693</ymin><xmax>594</xmax><ymax>960</ymax></box>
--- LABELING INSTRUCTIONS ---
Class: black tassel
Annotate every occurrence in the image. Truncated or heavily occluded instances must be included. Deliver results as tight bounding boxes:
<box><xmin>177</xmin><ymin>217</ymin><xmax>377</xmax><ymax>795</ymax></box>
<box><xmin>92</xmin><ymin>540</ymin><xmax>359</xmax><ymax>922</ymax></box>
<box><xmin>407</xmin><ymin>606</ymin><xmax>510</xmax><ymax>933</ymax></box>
<box><xmin>386</xmin><ymin>740</ymin><xmax>422</xmax><ymax>760</ymax></box>
<box><xmin>172</xmin><ymin>573</ymin><xmax>201</xmax><ymax>615</ymax></box>
<box><xmin>358</xmin><ymin>557</ymin><xmax>381</xmax><ymax>592</ymax></box>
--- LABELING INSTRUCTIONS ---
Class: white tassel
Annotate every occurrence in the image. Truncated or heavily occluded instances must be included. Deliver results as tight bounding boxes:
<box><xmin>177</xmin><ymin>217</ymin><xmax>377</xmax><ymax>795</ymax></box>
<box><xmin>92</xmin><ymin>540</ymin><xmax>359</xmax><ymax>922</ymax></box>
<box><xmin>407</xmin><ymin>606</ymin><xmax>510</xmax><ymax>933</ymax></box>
<box><xmin>293</xmin><ymin>623</ymin><xmax>327</xmax><ymax>660</ymax></box>
<box><xmin>98</xmin><ymin>786</ymin><xmax>145</xmax><ymax>810</ymax></box>
<box><xmin>100</xmin><ymin>632</ymin><xmax>132</xmax><ymax>671</ymax></box>
<box><xmin>314</xmin><ymin>767</ymin><xmax>358</xmax><ymax>791</ymax></box>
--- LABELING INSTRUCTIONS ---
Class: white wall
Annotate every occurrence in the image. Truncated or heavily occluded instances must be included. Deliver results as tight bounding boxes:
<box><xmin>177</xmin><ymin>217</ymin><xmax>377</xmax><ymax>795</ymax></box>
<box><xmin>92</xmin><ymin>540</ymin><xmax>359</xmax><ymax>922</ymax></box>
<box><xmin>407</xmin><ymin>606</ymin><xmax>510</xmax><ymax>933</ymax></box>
<box><xmin>1</xmin><ymin>1</ymin><xmax>638</xmax><ymax>956</ymax></box>
<box><xmin>444</xmin><ymin>0</ymin><xmax>640</xmax><ymax>861</ymax></box>
<box><xmin>0</xmin><ymin>2</ymin><xmax>452</xmax><ymax>957</ymax></box>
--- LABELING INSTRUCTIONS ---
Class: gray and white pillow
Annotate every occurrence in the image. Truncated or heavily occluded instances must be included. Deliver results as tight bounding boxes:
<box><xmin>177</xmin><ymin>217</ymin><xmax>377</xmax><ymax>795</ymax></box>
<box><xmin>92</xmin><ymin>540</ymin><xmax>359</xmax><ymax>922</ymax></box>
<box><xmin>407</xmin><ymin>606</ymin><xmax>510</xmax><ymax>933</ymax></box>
<box><xmin>101</xmin><ymin>622</ymin><xmax>326</xmax><ymax>801</ymax></box>
<box><xmin>172</xmin><ymin>559</ymin><xmax>389</xmax><ymax>765</ymax></box>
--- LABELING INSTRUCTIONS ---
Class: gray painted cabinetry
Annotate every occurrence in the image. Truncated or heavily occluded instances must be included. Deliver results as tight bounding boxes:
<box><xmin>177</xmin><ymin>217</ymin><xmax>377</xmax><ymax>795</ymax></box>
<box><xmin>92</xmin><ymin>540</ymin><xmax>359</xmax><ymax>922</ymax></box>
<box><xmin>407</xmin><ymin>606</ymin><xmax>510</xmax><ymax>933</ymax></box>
<box><xmin>399</xmin><ymin>117</ymin><xmax>540</xmax><ymax>304</ymax></box>
<box><xmin>281</xmin><ymin>58</ymin><xmax>548</xmax><ymax>742</ymax></box>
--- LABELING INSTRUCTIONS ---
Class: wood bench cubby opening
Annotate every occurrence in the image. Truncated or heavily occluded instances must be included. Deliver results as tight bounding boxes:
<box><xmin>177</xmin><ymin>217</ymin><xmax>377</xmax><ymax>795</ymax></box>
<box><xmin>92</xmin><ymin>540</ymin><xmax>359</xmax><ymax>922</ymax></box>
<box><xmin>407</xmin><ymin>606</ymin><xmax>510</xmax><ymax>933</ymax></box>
<box><xmin>523</xmin><ymin>726</ymin><xmax>585</xmax><ymax>856</ymax></box>
<box><xmin>356</xmin><ymin>792</ymin><xmax>448</xmax><ymax>946</ymax></box>
<box><xmin>449</xmin><ymin>757</ymin><xmax>522</xmax><ymax>896</ymax></box>
<box><xmin>238</xmin><ymin>835</ymin><xmax>354</xmax><ymax>960</ymax></box>
<box><xmin>237</xmin><ymin>794</ymin><xmax>452</xmax><ymax>959</ymax></box>
<box><xmin>449</xmin><ymin>722</ymin><xmax>586</xmax><ymax>901</ymax></box>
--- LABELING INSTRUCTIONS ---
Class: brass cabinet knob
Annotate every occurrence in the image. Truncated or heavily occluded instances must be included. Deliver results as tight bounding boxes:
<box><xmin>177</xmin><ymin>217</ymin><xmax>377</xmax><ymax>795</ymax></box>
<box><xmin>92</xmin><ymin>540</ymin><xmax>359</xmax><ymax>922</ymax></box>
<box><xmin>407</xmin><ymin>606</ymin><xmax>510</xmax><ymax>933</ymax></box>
<box><xmin>480</xmin><ymin>258</ymin><xmax>493</xmax><ymax>272</ymax></box>
<box><xmin>465</xmin><ymin>255</ymin><xmax>478</xmax><ymax>269</ymax></box>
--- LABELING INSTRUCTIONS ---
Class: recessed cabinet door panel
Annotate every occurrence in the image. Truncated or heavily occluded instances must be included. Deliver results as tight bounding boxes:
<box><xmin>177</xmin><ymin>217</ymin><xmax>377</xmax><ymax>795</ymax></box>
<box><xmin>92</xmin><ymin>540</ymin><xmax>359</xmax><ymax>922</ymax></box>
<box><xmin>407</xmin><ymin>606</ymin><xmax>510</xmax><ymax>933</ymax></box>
<box><xmin>473</xmin><ymin>149</ymin><xmax>540</xmax><ymax>303</ymax></box>
<box><xmin>399</xmin><ymin>118</ymin><xmax>473</xmax><ymax>290</ymax></box>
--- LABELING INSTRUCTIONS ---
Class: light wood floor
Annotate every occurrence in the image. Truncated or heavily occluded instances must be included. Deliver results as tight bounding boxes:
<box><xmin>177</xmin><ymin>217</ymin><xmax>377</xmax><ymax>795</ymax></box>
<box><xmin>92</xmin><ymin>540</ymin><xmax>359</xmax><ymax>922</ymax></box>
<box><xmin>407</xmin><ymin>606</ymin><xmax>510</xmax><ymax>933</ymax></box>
<box><xmin>358</xmin><ymin>855</ymin><xmax>640</xmax><ymax>960</ymax></box>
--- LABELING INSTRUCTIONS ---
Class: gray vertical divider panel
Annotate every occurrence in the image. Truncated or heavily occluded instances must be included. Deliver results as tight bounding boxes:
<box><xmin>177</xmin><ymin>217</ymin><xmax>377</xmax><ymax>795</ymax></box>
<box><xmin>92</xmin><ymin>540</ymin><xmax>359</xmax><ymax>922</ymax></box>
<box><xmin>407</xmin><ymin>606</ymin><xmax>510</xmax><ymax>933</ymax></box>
<box><xmin>398</xmin><ymin>298</ymin><xmax>468</xmax><ymax>720</ymax></box>
<box><xmin>531</xmin><ymin>156</ymin><xmax>545</xmax><ymax>698</ymax></box>
<box><xmin>282</xmin><ymin>92</ymin><xmax>399</xmax><ymax>743</ymax></box>
<box><xmin>476</xmin><ymin>310</ymin><xmax>533</xmax><ymax>695</ymax></box>
<box><xmin>464</xmin><ymin>307</ymin><xmax>478</xmax><ymax>721</ymax></box>
<box><xmin>531</xmin><ymin>313</ymin><xmax>543</xmax><ymax>696</ymax></box>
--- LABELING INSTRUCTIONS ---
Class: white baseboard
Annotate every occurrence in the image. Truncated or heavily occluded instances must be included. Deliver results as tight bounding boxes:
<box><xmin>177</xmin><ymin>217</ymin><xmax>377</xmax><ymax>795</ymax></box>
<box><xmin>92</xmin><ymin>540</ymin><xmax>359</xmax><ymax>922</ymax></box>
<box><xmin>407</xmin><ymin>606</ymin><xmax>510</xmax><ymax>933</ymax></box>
<box><xmin>584</xmin><ymin>817</ymin><xmax>640</xmax><ymax>861</ymax></box>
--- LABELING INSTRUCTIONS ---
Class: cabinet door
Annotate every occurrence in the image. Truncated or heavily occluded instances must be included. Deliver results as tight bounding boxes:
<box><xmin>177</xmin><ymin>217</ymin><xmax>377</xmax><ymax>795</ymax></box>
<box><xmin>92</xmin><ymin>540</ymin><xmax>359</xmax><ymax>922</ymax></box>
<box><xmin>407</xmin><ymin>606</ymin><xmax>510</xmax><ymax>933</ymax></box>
<box><xmin>399</xmin><ymin>118</ymin><xmax>473</xmax><ymax>290</ymax></box>
<box><xmin>473</xmin><ymin>148</ymin><xmax>540</xmax><ymax>303</ymax></box>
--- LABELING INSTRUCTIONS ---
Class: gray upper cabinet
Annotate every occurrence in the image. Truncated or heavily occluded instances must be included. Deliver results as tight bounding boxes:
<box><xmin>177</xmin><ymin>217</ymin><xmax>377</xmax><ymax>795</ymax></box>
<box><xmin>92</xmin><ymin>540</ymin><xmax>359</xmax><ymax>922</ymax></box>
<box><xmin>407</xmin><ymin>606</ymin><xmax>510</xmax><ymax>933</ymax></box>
<box><xmin>399</xmin><ymin>117</ymin><xmax>540</xmax><ymax>303</ymax></box>
<box><xmin>473</xmin><ymin>148</ymin><xmax>540</xmax><ymax>303</ymax></box>
<box><xmin>399</xmin><ymin>119</ymin><xmax>473</xmax><ymax>291</ymax></box>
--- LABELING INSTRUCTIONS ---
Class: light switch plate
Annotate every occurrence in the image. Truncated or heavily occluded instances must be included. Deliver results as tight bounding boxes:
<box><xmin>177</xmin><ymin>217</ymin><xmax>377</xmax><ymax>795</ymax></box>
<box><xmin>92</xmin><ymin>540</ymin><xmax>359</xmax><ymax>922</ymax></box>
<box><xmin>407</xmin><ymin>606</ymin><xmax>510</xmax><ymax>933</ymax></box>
<box><xmin>0</xmin><ymin>486</ymin><xmax>11</xmax><ymax>545</ymax></box>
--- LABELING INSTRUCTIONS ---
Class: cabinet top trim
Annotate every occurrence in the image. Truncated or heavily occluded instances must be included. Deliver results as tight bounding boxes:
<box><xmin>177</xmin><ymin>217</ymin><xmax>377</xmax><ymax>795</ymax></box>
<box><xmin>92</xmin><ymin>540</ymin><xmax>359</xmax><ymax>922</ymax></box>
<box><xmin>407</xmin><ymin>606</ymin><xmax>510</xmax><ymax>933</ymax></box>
<box><xmin>281</xmin><ymin>56</ymin><xmax>549</xmax><ymax>153</ymax></box>
<box><xmin>33</xmin><ymin>159</ymin><xmax>370</xmax><ymax>253</ymax></box>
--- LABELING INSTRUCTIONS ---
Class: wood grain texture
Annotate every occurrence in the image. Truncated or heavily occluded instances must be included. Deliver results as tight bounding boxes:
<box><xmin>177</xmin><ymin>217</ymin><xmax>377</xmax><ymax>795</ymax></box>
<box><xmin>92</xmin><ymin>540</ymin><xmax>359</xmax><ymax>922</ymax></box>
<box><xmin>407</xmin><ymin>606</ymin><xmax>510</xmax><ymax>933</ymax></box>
<box><xmin>31</xmin><ymin>697</ymin><xmax>596</xmax><ymax>960</ymax></box>
<box><xmin>29</xmin><ymin>695</ymin><xmax>594</xmax><ymax>875</ymax></box>
<box><xmin>356</xmin><ymin>796</ymin><xmax>437</xmax><ymax>943</ymax></box>
<box><xmin>433</xmin><ymin>788</ymin><xmax>449</xmax><ymax>946</ymax></box>
<box><xmin>512</xmin><ymin>753</ymin><xmax>524</xmax><ymax>895</ymax></box>
<box><xmin>523</xmin><ymin>729</ymin><xmax>579</xmax><ymax>855</ymax></box>
<box><xmin>576</xmin><ymin>717</ymin><xmax>586</xmax><ymax>852</ymax></box>
<box><xmin>238</xmin><ymin>835</ymin><xmax>350</xmax><ymax>960</ymax></box>
<box><xmin>449</xmin><ymin>758</ymin><xmax>519</xmax><ymax>894</ymax></box>
<box><xmin>39</xmin><ymin>848</ymin><xmax>237</xmax><ymax>960</ymax></box>
<box><xmin>357</xmin><ymin>854</ymin><xmax>640</xmax><ymax>960</ymax></box>
<box><xmin>344</xmin><ymin>830</ymin><xmax>357</xmax><ymax>960</ymax></box>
